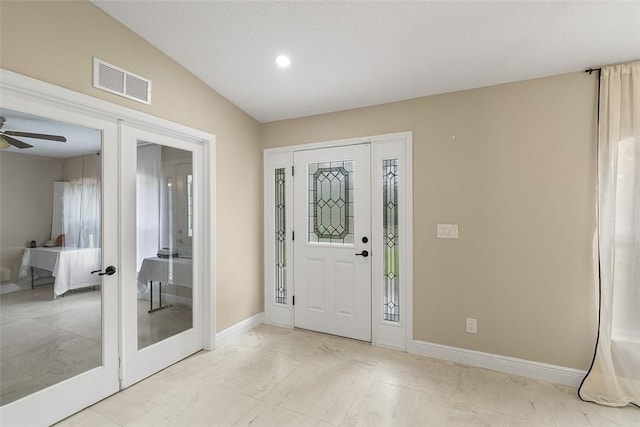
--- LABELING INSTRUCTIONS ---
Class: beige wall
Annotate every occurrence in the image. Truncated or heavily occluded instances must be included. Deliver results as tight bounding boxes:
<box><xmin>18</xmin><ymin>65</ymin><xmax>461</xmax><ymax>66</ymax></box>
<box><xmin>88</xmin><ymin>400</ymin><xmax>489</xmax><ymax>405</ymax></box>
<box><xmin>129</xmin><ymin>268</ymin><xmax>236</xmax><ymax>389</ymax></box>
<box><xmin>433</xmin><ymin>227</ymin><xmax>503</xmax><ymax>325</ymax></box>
<box><xmin>63</xmin><ymin>154</ymin><xmax>101</xmax><ymax>182</ymax></box>
<box><xmin>262</xmin><ymin>72</ymin><xmax>599</xmax><ymax>370</ymax></box>
<box><xmin>0</xmin><ymin>152</ymin><xmax>64</xmax><ymax>247</ymax></box>
<box><xmin>0</xmin><ymin>152</ymin><xmax>64</xmax><ymax>281</ymax></box>
<box><xmin>1</xmin><ymin>1</ymin><xmax>600</xmax><ymax>370</ymax></box>
<box><xmin>0</xmin><ymin>1</ymin><xmax>263</xmax><ymax>331</ymax></box>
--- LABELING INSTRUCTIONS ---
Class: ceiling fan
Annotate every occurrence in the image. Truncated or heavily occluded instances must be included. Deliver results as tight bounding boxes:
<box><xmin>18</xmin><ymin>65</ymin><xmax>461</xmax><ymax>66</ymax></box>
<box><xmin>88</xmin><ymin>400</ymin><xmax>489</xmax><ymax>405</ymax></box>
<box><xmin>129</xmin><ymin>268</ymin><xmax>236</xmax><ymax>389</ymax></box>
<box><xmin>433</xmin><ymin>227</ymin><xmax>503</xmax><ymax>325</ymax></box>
<box><xmin>0</xmin><ymin>115</ymin><xmax>67</xmax><ymax>150</ymax></box>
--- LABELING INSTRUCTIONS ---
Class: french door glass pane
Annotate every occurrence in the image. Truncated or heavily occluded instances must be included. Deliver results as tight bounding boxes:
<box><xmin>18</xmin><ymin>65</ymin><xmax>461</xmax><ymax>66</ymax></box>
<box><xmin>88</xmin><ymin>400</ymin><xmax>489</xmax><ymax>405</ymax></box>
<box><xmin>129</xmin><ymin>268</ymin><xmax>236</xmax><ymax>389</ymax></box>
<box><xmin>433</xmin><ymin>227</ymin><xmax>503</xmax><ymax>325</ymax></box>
<box><xmin>0</xmin><ymin>109</ymin><xmax>102</xmax><ymax>404</ymax></box>
<box><xmin>136</xmin><ymin>144</ymin><xmax>193</xmax><ymax>349</ymax></box>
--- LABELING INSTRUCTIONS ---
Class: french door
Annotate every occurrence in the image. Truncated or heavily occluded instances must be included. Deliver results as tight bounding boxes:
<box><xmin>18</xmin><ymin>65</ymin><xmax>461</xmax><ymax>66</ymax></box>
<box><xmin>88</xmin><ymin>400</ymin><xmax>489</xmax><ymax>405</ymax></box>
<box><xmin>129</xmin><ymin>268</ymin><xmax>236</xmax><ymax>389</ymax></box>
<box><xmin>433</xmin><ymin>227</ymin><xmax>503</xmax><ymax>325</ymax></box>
<box><xmin>0</xmin><ymin>98</ymin><xmax>120</xmax><ymax>426</ymax></box>
<box><xmin>120</xmin><ymin>125</ymin><xmax>203</xmax><ymax>387</ymax></box>
<box><xmin>1</xmin><ymin>71</ymin><xmax>211</xmax><ymax>425</ymax></box>
<box><xmin>293</xmin><ymin>144</ymin><xmax>372</xmax><ymax>341</ymax></box>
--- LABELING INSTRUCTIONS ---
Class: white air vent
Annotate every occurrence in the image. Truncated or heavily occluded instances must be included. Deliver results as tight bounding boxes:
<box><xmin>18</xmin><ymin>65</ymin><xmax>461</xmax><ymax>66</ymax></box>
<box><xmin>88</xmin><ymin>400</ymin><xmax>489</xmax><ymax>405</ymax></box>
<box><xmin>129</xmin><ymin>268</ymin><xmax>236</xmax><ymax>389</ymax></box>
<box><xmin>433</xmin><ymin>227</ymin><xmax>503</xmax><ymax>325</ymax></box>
<box><xmin>93</xmin><ymin>58</ymin><xmax>151</xmax><ymax>105</ymax></box>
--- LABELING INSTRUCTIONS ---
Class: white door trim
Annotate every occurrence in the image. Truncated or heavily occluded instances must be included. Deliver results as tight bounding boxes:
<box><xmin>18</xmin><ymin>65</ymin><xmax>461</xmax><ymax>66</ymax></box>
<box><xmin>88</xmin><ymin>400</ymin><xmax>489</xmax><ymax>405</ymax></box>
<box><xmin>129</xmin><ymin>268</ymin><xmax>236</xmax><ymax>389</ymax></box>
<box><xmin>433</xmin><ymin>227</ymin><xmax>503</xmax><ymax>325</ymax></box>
<box><xmin>263</xmin><ymin>131</ymin><xmax>413</xmax><ymax>350</ymax></box>
<box><xmin>370</xmin><ymin>133</ymin><xmax>413</xmax><ymax>351</ymax></box>
<box><xmin>263</xmin><ymin>151</ymin><xmax>295</xmax><ymax>328</ymax></box>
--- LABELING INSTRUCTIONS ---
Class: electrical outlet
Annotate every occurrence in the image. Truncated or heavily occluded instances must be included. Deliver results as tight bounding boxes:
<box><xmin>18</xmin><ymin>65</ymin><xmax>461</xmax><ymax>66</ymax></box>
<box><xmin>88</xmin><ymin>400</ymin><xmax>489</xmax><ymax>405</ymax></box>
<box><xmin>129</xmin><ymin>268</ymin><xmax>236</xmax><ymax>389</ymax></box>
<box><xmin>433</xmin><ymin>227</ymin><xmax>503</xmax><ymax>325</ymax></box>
<box><xmin>437</xmin><ymin>223</ymin><xmax>459</xmax><ymax>239</ymax></box>
<box><xmin>466</xmin><ymin>318</ymin><xmax>478</xmax><ymax>334</ymax></box>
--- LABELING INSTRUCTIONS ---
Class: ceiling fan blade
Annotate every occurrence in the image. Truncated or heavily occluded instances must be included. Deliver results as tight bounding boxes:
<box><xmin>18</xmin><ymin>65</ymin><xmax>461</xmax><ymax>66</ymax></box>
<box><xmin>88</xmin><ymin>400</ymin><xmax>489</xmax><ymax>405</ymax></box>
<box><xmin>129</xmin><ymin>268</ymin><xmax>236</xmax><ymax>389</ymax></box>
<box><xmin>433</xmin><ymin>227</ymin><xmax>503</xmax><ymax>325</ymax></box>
<box><xmin>0</xmin><ymin>134</ymin><xmax>33</xmax><ymax>149</ymax></box>
<box><xmin>3</xmin><ymin>131</ymin><xmax>67</xmax><ymax>142</ymax></box>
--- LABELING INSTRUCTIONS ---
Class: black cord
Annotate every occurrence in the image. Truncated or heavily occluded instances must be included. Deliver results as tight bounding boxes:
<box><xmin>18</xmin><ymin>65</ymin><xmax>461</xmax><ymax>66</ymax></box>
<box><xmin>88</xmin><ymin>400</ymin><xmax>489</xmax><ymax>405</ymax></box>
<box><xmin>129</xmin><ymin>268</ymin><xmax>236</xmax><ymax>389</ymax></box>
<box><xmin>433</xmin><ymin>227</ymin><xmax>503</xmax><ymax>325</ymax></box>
<box><xmin>578</xmin><ymin>68</ymin><xmax>601</xmax><ymax>403</ymax></box>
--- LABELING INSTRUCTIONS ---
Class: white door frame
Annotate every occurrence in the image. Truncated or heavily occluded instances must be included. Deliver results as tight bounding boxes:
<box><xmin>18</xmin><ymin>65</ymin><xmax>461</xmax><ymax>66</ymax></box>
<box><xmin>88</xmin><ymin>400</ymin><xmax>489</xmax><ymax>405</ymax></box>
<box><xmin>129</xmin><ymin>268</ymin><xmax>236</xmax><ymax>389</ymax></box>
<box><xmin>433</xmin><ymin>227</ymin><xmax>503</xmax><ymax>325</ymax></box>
<box><xmin>263</xmin><ymin>132</ymin><xmax>413</xmax><ymax>351</ymax></box>
<box><xmin>0</xmin><ymin>69</ymin><xmax>216</xmax><ymax>424</ymax></box>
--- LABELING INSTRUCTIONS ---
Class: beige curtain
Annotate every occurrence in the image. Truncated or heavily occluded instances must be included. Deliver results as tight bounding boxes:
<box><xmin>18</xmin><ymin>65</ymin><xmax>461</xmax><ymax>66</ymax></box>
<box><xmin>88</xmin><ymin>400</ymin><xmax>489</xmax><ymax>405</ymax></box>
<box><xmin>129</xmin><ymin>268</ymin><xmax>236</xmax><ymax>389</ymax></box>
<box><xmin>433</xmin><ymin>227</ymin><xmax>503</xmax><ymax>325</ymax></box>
<box><xmin>579</xmin><ymin>61</ymin><xmax>640</xmax><ymax>407</ymax></box>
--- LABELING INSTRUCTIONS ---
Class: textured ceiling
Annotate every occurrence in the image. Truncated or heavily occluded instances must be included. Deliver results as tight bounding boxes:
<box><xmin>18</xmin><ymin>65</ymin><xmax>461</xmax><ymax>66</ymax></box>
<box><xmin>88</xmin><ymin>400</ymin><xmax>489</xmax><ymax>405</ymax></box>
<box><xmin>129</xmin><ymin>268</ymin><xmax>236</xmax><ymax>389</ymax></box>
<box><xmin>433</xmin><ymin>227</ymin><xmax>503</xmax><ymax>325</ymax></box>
<box><xmin>92</xmin><ymin>1</ymin><xmax>640</xmax><ymax>123</ymax></box>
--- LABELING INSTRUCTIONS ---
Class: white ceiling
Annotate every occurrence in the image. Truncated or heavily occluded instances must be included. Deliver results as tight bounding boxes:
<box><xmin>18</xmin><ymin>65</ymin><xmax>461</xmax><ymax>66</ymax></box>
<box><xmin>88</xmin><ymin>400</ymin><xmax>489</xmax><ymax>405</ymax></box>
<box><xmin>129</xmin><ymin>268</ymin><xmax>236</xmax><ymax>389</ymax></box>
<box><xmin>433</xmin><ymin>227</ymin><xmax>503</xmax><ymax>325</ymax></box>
<box><xmin>0</xmin><ymin>109</ymin><xmax>101</xmax><ymax>158</ymax></box>
<box><xmin>93</xmin><ymin>1</ymin><xmax>639</xmax><ymax>123</ymax></box>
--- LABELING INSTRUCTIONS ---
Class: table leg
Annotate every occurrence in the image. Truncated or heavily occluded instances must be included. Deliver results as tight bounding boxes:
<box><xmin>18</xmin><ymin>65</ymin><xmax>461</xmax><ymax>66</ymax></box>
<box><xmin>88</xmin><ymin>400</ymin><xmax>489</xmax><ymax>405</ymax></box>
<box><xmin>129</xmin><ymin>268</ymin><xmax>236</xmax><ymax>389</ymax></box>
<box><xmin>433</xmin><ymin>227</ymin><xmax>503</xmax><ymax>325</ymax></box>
<box><xmin>29</xmin><ymin>266</ymin><xmax>55</xmax><ymax>289</ymax></box>
<box><xmin>148</xmin><ymin>281</ymin><xmax>168</xmax><ymax>313</ymax></box>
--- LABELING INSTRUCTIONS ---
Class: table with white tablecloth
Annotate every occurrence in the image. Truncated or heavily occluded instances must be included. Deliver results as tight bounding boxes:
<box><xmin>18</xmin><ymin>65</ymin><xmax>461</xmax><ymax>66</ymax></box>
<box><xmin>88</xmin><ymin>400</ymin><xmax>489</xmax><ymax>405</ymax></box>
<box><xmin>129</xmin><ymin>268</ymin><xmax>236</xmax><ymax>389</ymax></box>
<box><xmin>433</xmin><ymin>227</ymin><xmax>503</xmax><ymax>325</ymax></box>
<box><xmin>137</xmin><ymin>257</ymin><xmax>192</xmax><ymax>312</ymax></box>
<box><xmin>19</xmin><ymin>247</ymin><xmax>101</xmax><ymax>297</ymax></box>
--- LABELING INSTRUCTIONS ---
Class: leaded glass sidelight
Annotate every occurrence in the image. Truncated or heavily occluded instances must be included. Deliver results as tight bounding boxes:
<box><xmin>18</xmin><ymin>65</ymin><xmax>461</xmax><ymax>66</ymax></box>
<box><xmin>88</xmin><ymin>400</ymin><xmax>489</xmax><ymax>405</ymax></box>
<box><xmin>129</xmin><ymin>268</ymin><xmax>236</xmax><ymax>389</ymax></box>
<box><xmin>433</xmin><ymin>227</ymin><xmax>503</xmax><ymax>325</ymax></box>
<box><xmin>308</xmin><ymin>161</ymin><xmax>354</xmax><ymax>244</ymax></box>
<box><xmin>383</xmin><ymin>159</ymin><xmax>400</xmax><ymax>322</ymax></box>
<box><xmin>275</xmin><ymin>168</ymin><xmax>287</xmax><ymax>304</ymax></box>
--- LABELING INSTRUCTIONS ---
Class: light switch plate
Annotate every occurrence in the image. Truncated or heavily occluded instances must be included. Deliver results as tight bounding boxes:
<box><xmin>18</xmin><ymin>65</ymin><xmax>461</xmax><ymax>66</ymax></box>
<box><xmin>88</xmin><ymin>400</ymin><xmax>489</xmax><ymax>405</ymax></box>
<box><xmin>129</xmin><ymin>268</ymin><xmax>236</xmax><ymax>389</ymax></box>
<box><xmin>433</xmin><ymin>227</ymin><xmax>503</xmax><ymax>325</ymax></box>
<box><xmin>437</xmin><ymin>223</ymin><xmax>459</xmax><ymax>239</ymax></box>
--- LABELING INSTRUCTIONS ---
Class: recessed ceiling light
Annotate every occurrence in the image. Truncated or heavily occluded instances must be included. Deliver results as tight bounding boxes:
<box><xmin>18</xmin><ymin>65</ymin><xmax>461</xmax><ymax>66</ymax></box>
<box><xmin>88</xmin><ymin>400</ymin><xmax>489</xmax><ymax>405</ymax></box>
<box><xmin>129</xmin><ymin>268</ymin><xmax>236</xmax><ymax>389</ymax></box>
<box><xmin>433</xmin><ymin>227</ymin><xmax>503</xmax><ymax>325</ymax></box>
<box><xmin>276</xmin><ymin>55</ymin><xmax>291</xmax><ymax>68</ymax></box>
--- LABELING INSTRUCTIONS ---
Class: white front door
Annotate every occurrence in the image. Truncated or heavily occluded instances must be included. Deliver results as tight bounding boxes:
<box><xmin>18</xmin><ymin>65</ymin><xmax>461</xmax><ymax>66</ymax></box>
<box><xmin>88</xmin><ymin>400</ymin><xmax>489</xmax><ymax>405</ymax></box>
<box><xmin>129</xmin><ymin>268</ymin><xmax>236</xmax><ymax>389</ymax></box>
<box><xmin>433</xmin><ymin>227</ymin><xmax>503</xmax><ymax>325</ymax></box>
<box><xmin>120</xmin><ymin>125</ymin><xmax>203</xmax><ymax>387</ymax></box>
<box><xmin>293</xmin><ymin>144</ymin><xmax>371</xmax><ymax>341</ymax></box>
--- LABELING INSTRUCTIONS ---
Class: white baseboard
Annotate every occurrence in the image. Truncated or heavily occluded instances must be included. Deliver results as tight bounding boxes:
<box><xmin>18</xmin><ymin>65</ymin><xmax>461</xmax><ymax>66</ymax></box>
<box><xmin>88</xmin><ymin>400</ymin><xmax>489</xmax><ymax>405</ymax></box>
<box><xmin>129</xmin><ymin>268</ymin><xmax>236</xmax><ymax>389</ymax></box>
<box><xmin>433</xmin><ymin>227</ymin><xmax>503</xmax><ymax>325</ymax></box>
<box><xmin>212</xmin><ymin>319</ymin><xmax>585</xmax><ymax>387</ymax></box>
<box><xmin>215</xmin><ymin>312</ymin><xmax>264</xmax><ymax>347</ymax></box>
<box><xmin>408</xmin><ymin>339</ymin><xmax>586</xmax><ymax>387</ymax></box>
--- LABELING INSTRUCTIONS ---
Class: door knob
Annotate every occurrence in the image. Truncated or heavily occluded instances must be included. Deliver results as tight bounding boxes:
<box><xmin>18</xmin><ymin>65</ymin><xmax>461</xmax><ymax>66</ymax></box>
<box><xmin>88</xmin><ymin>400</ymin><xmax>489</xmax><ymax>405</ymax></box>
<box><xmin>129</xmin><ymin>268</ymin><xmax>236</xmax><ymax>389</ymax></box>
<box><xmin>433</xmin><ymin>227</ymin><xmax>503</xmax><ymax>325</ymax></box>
<box><xmin>355</xmin><ymin>250</ymin><xmax>369</xmax><ymax>258</ymax></box>
<box><xmin>91</xmin><ymin>266</ymin><xmax>116</xmax><ymax>276</ymax></box>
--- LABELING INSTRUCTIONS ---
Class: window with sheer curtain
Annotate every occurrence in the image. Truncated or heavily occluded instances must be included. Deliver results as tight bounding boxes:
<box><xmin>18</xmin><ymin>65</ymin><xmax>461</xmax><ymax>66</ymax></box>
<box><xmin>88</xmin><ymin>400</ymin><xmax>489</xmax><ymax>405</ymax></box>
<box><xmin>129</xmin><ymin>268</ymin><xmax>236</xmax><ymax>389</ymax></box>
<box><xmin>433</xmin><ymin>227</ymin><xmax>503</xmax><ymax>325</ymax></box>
<box><xmin>62</xmin><ymin>180</ymin><xmax>100</xmax><ymax>248</ymax></box>
<box><xmin>62</xmin><ymin>155</ymin><xmax>101</xmax><ymax>249</ymax></box>
<box><xmin>579</xmin><ymin>61</ymin><xmax>639</xmax><ymax>408</ymax></box>
<box><xmin>136</xmin><ymin>144</ymin><xmax>161</xmax><ymax>271</ymax></box>
<box><xmin>612</xmin><ymin>138</ymin><xmax>639</xmax><ymax>341</ymax></box>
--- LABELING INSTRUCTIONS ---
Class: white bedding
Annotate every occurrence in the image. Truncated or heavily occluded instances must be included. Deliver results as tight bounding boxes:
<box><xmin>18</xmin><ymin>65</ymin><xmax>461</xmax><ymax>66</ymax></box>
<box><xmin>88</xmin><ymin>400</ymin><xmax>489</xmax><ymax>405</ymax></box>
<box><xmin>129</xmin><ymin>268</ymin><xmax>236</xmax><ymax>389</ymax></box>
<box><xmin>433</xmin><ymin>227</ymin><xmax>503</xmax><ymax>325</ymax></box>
<box><xmin>19</xmin><ymin>247</ymin><xmax>101</xmax><ymax>297</ymax></box>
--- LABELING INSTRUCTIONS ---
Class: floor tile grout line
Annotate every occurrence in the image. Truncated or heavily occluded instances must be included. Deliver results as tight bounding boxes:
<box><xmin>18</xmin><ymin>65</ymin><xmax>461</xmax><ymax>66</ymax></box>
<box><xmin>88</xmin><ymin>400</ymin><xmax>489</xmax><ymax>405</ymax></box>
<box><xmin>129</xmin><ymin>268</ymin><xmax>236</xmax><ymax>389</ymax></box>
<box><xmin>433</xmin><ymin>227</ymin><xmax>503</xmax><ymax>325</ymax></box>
<box><xmin>224</xmin><ymin>394</ymin><xmax>265</xmax><ymax>427</ymax></box>
<box><xmin>87</xmin><ymin>407</ymin><xmax>126</xmax><ymax>427</ymax></box>
<box><xmin>447</xmin><ymin>395</ymin><xmax>557</xmax><ymax>426</ymax></box>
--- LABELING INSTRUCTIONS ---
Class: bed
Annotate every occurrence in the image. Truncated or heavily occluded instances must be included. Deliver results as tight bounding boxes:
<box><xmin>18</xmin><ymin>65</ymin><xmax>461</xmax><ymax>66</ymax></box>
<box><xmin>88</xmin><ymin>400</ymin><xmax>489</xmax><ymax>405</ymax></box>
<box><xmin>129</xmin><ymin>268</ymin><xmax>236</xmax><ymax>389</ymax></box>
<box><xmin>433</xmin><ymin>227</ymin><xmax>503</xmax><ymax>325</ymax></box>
<box><xmin>18</xmin><ymin>247</ymin><xmax>101</xmax><ymax>297</ymax></box>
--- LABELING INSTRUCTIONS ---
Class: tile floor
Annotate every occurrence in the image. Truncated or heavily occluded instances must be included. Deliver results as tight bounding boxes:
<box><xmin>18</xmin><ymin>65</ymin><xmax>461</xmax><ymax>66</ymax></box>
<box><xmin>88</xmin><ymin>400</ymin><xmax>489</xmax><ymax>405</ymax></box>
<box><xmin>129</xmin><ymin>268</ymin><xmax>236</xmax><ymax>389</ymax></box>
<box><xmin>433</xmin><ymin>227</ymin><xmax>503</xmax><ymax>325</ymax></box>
<box><xmin>57</xmin><ymin>325</ymin><xmax>640</xmax><ymax>426</ymax></box>
<box><xmin>137</xmin><ymin>300</ymin><xmax>192</xmax><ymax>350</ymax></box>
<box><xmin>0</xmin><ymin>286</ymin><xmax>102</xmax><ymax>405</ymax></box>
<box><xmin>0</xmin><ymin>285</ymin><xmax>192</xmax><ymax>405</ymax></box>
